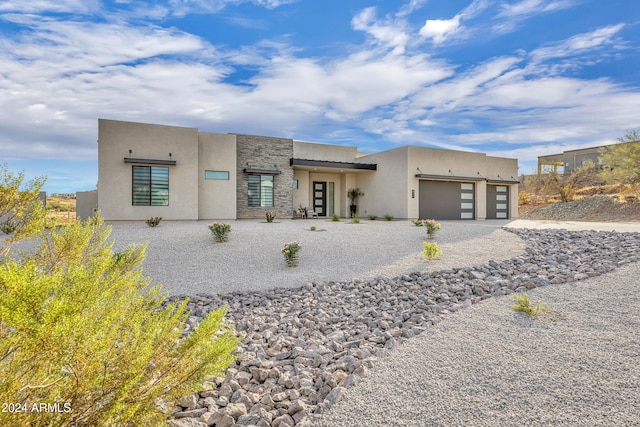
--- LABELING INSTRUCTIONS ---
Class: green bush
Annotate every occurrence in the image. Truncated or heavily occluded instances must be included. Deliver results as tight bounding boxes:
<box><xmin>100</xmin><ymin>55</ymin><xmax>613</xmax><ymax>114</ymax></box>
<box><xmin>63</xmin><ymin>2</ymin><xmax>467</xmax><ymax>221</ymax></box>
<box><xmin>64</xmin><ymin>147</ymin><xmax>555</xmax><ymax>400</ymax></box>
<box><xmin>209</xmin><ymin>222</ymin><xmax>231</xmax><ymax>242</ymax></box>
<box><xmin>422</xmin><ymin>242</ymin><xmax>443</xmax><ymax>260</ymax></box>
<box><xmin>368</xmin><ymin>215</ymin><xmax>377</xmax><ymax>220</ymax></box>
<box><xmin>512</xmin><ymin>291</ymin><xmax>551</xmax><ymax>316</ymax></box>
<box><xmin>412</xmin><ymin>219</ymin><xmax>423</xmax><ymax>226</ymax></box>
<box><xmin>0</xmin><ymin>168</ymin><xmax>239</xmax><ymax>426</ymax></box>
<box><xmin>146</xmin><ymin>216</ymin><xmax>162</xmax><ymax>227</ymax></box>
<box><xmin>310</xmin><ymin>225</ymin><xmax>316</xmax><ymax>231</ymax></box>
<box><xmin>351</xmin><ymin>215</ymin><xmax>360</xmax><ymax>224</ymax></box>
<box><xmin>423</xmin><ymin>219</ymin><xmax>441</xmax><ymax>239</ymax></box>
<box><xmin>383</xmin><ymin>214</ymin><xmax>394</xmax><ymax>221</ymax></box>
<box><xmin>331</xmin><ymin>213</ymin><xmax>340</xmax><ymax>222</ymax></box>
<box><xmin>265</xmin><ymin>212</ymin><xmax>276</xmax><ymax>223</ymax></box>
<box><xmin>282</xmin><ymin>241</ymin><xmax>301</xmax><ymax>267</ymax></box>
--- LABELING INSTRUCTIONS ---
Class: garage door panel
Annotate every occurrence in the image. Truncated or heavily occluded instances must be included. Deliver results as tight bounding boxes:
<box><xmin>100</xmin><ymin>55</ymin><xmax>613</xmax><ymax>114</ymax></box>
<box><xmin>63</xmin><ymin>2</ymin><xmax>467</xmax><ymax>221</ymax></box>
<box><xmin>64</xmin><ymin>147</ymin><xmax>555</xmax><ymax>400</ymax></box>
<box><xmin>419</xmin><ymin>181</ymin><xmax>475</xmax><ymax>220</ymax></box>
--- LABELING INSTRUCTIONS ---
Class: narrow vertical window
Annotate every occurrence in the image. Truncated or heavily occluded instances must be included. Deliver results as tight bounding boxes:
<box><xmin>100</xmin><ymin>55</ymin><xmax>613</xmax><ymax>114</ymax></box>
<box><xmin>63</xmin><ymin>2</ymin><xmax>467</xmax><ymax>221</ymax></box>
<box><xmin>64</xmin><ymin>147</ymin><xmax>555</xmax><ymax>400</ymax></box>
<box><xmin>247</xmin><ymin>175</ymin><xmax>274</xmax><ymax>207</ymax></box>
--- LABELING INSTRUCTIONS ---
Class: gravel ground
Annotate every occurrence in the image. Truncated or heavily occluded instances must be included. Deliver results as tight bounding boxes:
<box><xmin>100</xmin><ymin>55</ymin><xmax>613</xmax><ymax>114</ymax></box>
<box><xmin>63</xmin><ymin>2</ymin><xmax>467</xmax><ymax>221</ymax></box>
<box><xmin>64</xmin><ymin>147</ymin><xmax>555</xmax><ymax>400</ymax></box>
<box><xmin>305</xmin><ymin>261</ymin><xmax>640</xmax><ymax>427</ymax></box>
<box><xmin>106</xmin><ymin>219</ymin><xmax>525</xmax><ymax>296</ymax></box>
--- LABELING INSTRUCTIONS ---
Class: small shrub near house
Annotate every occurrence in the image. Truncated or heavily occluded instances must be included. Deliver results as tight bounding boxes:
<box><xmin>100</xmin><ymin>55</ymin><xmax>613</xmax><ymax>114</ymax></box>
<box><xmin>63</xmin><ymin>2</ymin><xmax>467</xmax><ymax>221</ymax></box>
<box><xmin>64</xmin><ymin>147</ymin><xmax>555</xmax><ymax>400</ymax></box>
<box><xmin>265</xmin><ymin>212</ymin><xmax>276</xmax><ymax>223</ymax></box>
<box><xmin>422</xmin><ymin>242</ymin><xmax>443</xmax><ymax>260</ymax></box>
<box><xmin>146</xmin><ymin>216</ymin><xmax>162</xmax><ymax>227</ymax></box>
<box><xmin>351</xmin><ymin>214</ymin><xmax>361</xmax><ymax>224</ymax></box>
<box><xmin>282</xmin><ymin>241</ymin><xmax>301</xmax><ymax>267</ymax></box>
<box><xmin>209</xmin><ymin>222</ymin><xmax>231</xmax><ymax>242</ymax></box>
<box><xmin>368</xmin><ymin>215</ymin><xmax>377</xmax><ymax>220</ymax></box>
<box><xmin>384</xmin><ymin>214</ymin><xmax>394</xmax><ymax>221</ymax></box>
<box><xmin>331</xmin><ymin>213</ymin><xmax>340</xmax><ymax>222</ymax></box>
<box><xmin>423</xmin><ymin>219</ymin><xmax>441</xmax><ymax>239</ymax></box>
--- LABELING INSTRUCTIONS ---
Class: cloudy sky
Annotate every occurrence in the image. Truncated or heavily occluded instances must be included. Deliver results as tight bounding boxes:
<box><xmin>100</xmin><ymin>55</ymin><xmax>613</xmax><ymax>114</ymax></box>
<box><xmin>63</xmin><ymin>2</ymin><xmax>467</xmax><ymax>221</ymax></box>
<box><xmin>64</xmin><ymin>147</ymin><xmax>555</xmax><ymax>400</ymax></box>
<box><xmin>1</xmin><ymin>0</ymin><xmax>639</xmax><ymax>193</ymax></box>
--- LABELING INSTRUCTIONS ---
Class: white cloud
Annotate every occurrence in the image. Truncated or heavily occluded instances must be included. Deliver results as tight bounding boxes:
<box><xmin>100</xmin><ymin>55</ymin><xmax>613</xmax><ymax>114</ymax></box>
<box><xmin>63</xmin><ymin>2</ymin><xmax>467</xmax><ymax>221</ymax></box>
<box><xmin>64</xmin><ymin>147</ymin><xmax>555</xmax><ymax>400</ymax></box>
<box><xmin>0</xmin><ymin>0</ymin><xmax>100</xmax><ymax>13</ymax></box>
<box><xmin>498</xmin><ymin>0</ymin><xmax>575</xmax><ymax>17</ymax></box>
<box><xmin>418</xmin><ymin>0</ymin><xmax>489</xmax><ymax>44</ymax></box>
<box><xmin>351</xmin><ymin>7</ymin><xmax>410</xmax><ymax>54</ymax></box>
<box><xmin>419</xmin><ymin>16</ymin><xmax>461</xmax><ymax>44</ymax></box>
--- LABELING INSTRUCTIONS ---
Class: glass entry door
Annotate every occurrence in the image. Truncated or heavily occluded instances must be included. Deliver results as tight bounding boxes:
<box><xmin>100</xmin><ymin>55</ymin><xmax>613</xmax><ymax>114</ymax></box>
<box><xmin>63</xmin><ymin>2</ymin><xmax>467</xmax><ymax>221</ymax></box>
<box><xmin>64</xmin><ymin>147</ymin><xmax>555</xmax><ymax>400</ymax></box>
<box><xmin>313</xmin><ymin>181</ymin><xmax>326</xmax><ymax>216</ymax></box>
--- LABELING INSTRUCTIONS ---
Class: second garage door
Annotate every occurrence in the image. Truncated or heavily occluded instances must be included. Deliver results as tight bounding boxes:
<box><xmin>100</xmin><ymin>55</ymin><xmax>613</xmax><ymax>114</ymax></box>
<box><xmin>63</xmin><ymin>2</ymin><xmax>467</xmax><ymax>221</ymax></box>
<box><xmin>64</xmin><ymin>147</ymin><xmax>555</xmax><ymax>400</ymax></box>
<box><xmin>419</xmin><ymin>181</ymin><xmax>475</xmax><ymax>220</ymax></box>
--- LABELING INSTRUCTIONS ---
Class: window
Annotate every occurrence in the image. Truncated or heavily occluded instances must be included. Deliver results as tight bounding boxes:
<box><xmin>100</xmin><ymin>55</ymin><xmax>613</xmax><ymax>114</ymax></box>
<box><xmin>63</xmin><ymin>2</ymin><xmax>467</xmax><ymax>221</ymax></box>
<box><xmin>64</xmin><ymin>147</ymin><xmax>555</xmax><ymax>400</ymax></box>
<box><xmin>132</xmin><ymin>166</ymin><xmax>169</xmax><ymax>206</ymax></box>
<box><xmin>293</xmin><ymin>179</ymin><xmax>299</xmax><ymax>189</ymax></box>
<box><xmin>248</xmin><ymin>175</ymin><xmax>274</xmax><ymax>207</ymax></box>
<box><xmin>205</xmin><ymin>170</ymin><xmax>229</xmax><ymax>180</ymax></box>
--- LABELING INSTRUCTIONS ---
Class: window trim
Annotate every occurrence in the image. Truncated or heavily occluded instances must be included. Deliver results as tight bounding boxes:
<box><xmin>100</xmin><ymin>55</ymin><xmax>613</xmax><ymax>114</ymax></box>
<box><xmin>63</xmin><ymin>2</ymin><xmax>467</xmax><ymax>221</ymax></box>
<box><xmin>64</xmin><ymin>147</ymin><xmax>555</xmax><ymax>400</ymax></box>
<box><xmin>132</xmin><ymin>165</ymin><xmax>169</xmax><ymax>206</ymax></box>
<box><xmin>205</xmin><ymin>170</ymin><xmax>230</xmax><ymax>180</ymax></box>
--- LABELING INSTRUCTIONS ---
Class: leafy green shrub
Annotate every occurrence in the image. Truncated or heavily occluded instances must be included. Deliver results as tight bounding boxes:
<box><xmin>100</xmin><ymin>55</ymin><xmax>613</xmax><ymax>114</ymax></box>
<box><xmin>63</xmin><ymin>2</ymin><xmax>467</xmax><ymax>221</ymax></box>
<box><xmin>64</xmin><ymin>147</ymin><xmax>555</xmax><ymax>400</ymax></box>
<box><xmin>351</xmin><ymin>214</ymin><xmax>360</xmax><ymax>224</ymax></box>
<box><xmin>209</xmin><ymin>222</ymin><xmax>231</xmax><ymax>242</ymax></box>
<box><xmin>0</xmin><ymin>164</ymin><xmax>46</xmax><ymax>257</ymax></box>
<box><xmin>331</xmin><ymin>213</ymin><xmax>340</xmax><ymax>222</ymax></box>
<box><xmin>423</xmin><ymin>219</ymin><xmax>441</xmax><ymax>239</ymax></box>
<box><xmin>0</xmin><ymin>214</ymin><xmax>239</xmax><ymax>426</ymax></box>
<box><xmin>412</xmin><ymin>219</ymin><xmax>423</xmax><ymax>226</ymax></box>
<box><xmin>265</xmin><ymin>212</ymin><xmax>276</xmax><ymax>223</ymax></box>
<box><xmin>512</xmin><ymin>291</ymin><xmax>551</xmax><ymax>316</ymax></box>
<box><xmin>310</xmin><ymin>225</ymin><xmax>316</xmax><ymax>231</ymax></box>
<box><xmin>384</xmin><ymin>214</ymin><xmax>394</xmax><ymax>221</ymax></box>
<box><xmin>368</xmin><ymin>215</ymin><xmax>377</xmax><ymax>220</ymax></box>
<box><xmin>146</xmin><ymin>216</ymin><xmax>162</xmax><ymax>227</ymax></box>
<box><xmin>422</xmin><ymin>242</ymin><xmax>443</xmax><ymax>260</ymax></box>
<box><xmin>0</xmin><ymin>220</ymin><xmax>16</xmax><ymax>234</ymax></box>
<box><xmin>281</xmin><ymin>241</ymin><xmax>301</xmax><ymax>267</ymax></box>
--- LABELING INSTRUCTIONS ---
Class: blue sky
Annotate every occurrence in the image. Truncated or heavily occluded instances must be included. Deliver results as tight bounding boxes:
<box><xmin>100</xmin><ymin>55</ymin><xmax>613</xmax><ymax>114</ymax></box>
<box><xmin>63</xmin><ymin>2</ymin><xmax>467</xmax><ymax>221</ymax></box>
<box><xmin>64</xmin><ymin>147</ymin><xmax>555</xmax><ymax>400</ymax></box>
<box><xmin>1</xmin><ymin>0</ymin><xmax>639</xmax><ymax>194</ymax></box>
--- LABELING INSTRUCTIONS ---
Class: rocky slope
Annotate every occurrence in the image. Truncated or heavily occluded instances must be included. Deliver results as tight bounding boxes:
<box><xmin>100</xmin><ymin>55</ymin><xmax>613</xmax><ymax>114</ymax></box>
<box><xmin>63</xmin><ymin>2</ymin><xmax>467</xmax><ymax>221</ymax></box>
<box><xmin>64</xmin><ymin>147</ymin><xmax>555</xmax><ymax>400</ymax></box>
<box><xmin>519</xmin><ymin>195</ymin><xmax>640</xmax><ymax>222</ymax></box>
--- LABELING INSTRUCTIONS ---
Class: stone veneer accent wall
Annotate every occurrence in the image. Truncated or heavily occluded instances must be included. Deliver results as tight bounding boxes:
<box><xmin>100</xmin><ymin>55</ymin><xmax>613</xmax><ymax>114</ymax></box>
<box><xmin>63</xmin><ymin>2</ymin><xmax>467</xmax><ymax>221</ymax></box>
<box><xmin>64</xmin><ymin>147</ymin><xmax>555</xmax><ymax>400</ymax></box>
<box><xmin>236</xmin><ymin>134</ymin><xmax>294</xmax><ymax>219</ymax></box>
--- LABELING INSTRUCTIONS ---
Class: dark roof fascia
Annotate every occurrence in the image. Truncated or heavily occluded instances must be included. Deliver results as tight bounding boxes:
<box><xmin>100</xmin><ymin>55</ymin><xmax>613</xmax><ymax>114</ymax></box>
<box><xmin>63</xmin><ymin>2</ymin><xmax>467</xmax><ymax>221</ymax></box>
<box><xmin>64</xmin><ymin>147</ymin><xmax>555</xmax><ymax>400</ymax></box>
<box><xmin>124</xmin><ymin>158</ymin><xmax>176</xmax><ymax>166</ymax></box>
<box><xmin>290</xmin><ymin>158</ymin><xmax>377</xmax><ymax>170</ymax></box>
<box><xmin>486</xmin><ymin>179</ymin><xmax>520</xmax><ymax>184</ymax></box>
<box><xmin>243</xmin><ymin>168</ymin><xmax>282</xmax><ymax>175</ymax></box>
<box><xmin>415</xmin><ymin>174</ymin><xmax>484</xmax><ymax>182</ymax></box>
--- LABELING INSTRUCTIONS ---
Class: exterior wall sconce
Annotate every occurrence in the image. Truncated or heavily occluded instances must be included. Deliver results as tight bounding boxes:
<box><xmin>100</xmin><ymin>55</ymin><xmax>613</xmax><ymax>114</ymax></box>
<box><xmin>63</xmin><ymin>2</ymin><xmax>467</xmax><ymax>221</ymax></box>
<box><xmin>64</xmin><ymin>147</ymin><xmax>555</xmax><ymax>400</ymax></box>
<box><xmin>411</xmin><ymin>189</ymin><xmax>415</xmax><ymax>198</ymax></box>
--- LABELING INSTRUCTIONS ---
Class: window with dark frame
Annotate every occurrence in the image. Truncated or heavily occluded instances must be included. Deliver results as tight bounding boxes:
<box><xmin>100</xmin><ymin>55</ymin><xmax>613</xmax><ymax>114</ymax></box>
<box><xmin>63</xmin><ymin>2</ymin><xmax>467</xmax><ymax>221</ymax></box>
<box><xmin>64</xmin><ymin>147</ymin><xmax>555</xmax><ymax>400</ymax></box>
<box><xmin>248</xmin><ymin>175</ymin><xmax>274</xmax><ymax>207</ymax></box>
<box><xmin>132</xmin><ymin>166</ymin><xmax>169</xmax><ymax>206</ymax></box>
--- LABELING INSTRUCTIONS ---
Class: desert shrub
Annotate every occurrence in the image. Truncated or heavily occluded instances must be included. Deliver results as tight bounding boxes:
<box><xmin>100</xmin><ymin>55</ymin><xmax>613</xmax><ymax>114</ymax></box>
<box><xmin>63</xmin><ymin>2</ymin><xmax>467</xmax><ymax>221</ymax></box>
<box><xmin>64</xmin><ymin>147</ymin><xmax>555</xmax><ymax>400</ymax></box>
<box><xmin>512</xmin><ymin>291</ymin><xmax>551</xmax><ymax>316</ymax></box>
<box><xmin>412</xmin><ymin>219</ymin><xmax>423</xmax><ymax>226</ymax></box>
<box><xmin>518</xmin><ymin>192</ymin><xmax>531</xmax><ymax>206</ymax></box>
<box><xmin>368</xmin><ymin>215</ymin><xmax>377</xmax><ymax>220</ymax></box>
<box><xmin>1</xmin><ymin>168</ymin><xmax>239</xmax><ymax>425</ymax></box>
<box><xmin>281</xmin><ymin>241</ymin><xmax>301</xmax><ymax>267</ymax></box>
<box><xmin>331</xmin><ymin>213</ymin><xmax>340</xmax><ymax>222</ymax></box>
<box><xmin>0</xmin><ymin>213</ymin><xmax>239</xmax><ymax>426</ymax></box>
<box><xmin>351</xmin><ymin>215</ymin><xmax>360</xmax><ymax>224</ymax></box>
<box><xmin>383</xmin><ymin>214</ymin><xmax>394</xmax><ymax>221</ymax></box>
<box><xmin>422</xmin><ymin>242</ymin><xmax>443</xmax><ymax>260</ymax></box>
<box><xmin>209</xmin><ymin>222</ymin><xmax>231</xmax><ymax>242</ymax></box>
<box><xmin>146</xmin><ymin>216</ymin><xmax>162</xmax><ymax>227</ymax></box>
<box><xmin>0</xmin><ymin>164</ymin><xmax>46</xmax><ymax>257</ymax></box>
<box><xmin>265</xmin><ymin>212</ymin><xmax>276</xmax><ymax>223</ymax></box>
<box><xmin>310</xmin><ymin>225</ymin><xmax>316</xmax><ymax>231</ymax></box>
<box><xmin>423</xmin><ymin>219</ymin><xmax>441</xmax><ymax>239</ymax></box>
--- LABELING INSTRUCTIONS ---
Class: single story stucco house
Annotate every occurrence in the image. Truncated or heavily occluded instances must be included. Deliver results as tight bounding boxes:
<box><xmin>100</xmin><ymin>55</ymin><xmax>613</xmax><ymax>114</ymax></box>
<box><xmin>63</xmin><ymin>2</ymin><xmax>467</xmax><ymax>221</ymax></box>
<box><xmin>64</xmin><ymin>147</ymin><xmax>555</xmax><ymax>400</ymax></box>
<box><xmin>77</xmin><ymin>119</ymin><xmax>519</xmax><ymax>221</ymax></box>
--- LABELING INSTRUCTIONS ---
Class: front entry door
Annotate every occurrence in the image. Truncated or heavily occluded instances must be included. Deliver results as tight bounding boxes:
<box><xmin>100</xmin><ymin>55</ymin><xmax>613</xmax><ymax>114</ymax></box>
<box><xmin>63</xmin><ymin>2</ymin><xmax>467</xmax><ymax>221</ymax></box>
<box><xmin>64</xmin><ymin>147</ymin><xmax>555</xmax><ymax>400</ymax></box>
<box><xmin>313</xmin><ymin>181</ymin><xmax>326</xmax><ymax>216</ymax></box>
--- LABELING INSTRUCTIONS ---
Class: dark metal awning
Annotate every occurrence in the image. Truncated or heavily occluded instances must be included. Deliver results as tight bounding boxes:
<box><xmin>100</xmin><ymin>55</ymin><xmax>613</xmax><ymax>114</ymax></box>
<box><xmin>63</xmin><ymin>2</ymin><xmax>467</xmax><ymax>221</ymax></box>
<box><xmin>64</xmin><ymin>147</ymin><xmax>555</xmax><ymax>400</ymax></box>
<box><xmin>124</xmin><ymin>158</ymin><xmax>176</xmax><ymax>165</ymax></box>
<box><xmin>415</xmin><ymin>174</ymin><xmax>484</xmax><ymax>182</ymax></box>
<box><xmin>243</xmin><ymin>168</ymin><xmax>281</xmax><ymax>174</ymax></box>
<box><xmin>486</xmin><ymin>179</ymin><xmax>519</xmax><ymax>184</ymax></box>
<box><xmin>290</xmin><ymin>158</ymin><xmax>377</xmax><ymax>170</ymax></box>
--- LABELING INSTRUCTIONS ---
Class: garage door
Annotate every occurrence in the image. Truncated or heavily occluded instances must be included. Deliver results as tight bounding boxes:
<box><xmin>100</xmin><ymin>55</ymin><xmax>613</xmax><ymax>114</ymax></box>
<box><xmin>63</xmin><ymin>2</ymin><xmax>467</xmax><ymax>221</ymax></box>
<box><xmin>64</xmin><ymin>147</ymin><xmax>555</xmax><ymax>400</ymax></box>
<box><xmin>486</xmin><ymin>185</ymin><xmax>509</xmax><ymax>219</ymax></box>
<box><xmin>419</xmin><ymin>181</ymin><xmax>475</xmax><ymax>220</ymax></box>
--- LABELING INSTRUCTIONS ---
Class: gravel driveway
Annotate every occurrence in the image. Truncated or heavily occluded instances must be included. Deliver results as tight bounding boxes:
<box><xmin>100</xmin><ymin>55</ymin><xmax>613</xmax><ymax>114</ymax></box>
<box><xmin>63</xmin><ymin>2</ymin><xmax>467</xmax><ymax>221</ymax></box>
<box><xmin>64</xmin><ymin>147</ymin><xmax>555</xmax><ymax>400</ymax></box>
<box><xmin>106</xmin><ymin>219</ymin><xmax>525</xmax><ymax>296</ymax></box>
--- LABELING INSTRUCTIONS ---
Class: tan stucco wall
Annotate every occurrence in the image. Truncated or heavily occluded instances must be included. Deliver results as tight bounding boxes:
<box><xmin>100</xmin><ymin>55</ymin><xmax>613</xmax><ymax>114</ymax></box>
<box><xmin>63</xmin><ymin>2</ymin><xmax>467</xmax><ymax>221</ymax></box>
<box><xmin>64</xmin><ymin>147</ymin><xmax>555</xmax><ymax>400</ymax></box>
<box><xmin>356</xmin><ymin>147</ymin><xmax>409</xmax><ymax>218</ymax></box>
<box><xmin>98</xmin><ymin>119</ymin><xmax>199</xmax><ymax>220</ymax></box>
<box><xmin>76</xmin><ymin>189</ymin><xmax>98</xmax><ymax>220</ymax></box>
<box><xmin>293</xmin><ymin>170</ymin><xmax>310</xmax><ymax>211</ymax></box>
<box><xmin>293</xmin><ymin>141</ymin><xmax>359</xmax><ymax>162</ymax></box>
<box><xmin>198</xmin><ymin>132</ymin><xmax>237</xmax><ymax>219</ymax></box>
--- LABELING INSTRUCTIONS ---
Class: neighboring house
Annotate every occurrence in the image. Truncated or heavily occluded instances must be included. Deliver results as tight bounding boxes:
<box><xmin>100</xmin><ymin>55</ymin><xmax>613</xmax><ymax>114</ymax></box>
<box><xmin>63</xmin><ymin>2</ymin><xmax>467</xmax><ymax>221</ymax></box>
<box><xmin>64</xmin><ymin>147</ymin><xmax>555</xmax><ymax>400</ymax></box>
<box><xmin>537</xmin><ymin>141</ymin><xmax>636</xmax><ymax>175</ymax></box>
<box><xmin>83</xmin><ymin>119</ymin><xmax>519</xmax><ymax>221</ymax></box>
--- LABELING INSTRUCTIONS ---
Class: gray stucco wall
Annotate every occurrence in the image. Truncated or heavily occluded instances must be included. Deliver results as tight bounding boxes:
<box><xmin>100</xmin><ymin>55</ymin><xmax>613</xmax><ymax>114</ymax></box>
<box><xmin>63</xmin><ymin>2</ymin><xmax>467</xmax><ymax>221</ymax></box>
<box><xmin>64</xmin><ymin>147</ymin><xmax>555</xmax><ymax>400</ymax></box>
<box><xmin>236</xmin><ymin>134</ymin><xmax>294</xmax><ymax>219</ymax></box>
<box><xmin>76</xmin><ymin>189</ymin><xmax>98</xmax><ymax>220</ymax></box>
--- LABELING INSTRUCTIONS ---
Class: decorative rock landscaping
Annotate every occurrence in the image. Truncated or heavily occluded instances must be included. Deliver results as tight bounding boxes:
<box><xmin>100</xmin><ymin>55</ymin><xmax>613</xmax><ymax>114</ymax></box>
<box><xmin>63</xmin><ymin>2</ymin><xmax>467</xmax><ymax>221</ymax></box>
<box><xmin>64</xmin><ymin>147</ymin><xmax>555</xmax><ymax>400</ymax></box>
<box><xmin>167</xmin><ymin>228</ymin><xmax>640</xmax><ymax>427</ymax></box>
